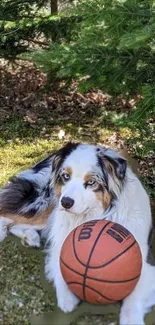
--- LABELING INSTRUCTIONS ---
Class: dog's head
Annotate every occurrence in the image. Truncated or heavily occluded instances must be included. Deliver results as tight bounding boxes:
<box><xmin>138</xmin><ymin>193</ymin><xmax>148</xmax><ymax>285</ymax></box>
<box><xmin>50</xmin><ymin>143</ymin><xmax>127</xmax><ymax>217</ymax></box>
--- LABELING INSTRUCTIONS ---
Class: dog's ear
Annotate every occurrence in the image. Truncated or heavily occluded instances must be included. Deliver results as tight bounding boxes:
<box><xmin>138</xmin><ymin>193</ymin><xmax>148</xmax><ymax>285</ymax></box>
<box><xmin>51</xmin><ymin>150</ymin><xmax>65</xmax><ymax>174</ymax></box>
<box><xmin>97</xmin><ymin>147</ymin><xmax>127</xmax><ymax>181</ymax></box>
<box><xmin>104</xmin><ymin>155</ymin><xmax>127</xmax><ymax>181</ymax></box>
<box><xmin>52</xmin><ymin>142</ymin><xmax>80</xmax><ymax>173</ymax></box>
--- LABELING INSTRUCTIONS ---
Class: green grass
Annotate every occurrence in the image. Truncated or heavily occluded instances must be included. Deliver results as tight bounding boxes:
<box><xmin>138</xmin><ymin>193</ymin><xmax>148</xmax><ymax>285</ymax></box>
<box><xmin>0</xmin><ymin>118</ymin><xmax>63</xmax><ymax>186</ymax></box>
<box><xmin>0</xmin><ymin>239</ymin><xmax>54</xmax><ymax>325</ymax></box>
<box><xmin>0</xmin><ymin>117</ymin><xmax>115</xmax><ymax>186</ymax></box>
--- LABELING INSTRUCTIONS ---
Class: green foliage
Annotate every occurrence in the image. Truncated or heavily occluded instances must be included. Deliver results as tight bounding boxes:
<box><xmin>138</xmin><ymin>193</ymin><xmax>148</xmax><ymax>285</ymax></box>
<box><xmin>31</xmin><ymin>0</ymin><xmax>155</xmax><ymax>93</ymax></box>
<box><xmin>29</xmin><ymin>0</ymin><xmax>155</xmax><ymax>125</ymax></box>
<box><xmin>0</xmin><ymin>0</ymin><xmax>44</xmax><ymax>58</ymax></box>
<box><xmin>0</xmin><ymin>0</ymin><xmax>78</xmax><ymax>58</ymax></box>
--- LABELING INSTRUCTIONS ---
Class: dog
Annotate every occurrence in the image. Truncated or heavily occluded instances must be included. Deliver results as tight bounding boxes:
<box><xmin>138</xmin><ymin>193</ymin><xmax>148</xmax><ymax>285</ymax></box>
<box><xmin>0</xmin><ymin>142</ymin><xmax>155</xmax><ymax>324</ymax></box>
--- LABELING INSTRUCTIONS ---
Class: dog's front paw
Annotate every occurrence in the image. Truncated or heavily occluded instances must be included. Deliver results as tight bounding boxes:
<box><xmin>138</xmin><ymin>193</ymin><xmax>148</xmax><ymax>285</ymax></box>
<box><xmin>0</xmin><ymin>219</ymin><xmax>7</xmax><ymax>242</ymax></box>
<box><xmin>22</xmin><ymin>229</ymin><xmax>41</xmax><ymax>247</ymax></box>
<box><xmin>58</xmin><ymin>289</ymin><xmax>80</xmax><ymax>313</ymax></box>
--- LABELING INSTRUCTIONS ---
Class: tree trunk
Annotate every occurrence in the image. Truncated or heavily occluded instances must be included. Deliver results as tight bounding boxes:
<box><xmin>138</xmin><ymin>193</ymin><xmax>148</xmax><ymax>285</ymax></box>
<box><xmin>50</xmin><ymin>0</ymin><xmax>58</xmax><ymax>14</ymax></box>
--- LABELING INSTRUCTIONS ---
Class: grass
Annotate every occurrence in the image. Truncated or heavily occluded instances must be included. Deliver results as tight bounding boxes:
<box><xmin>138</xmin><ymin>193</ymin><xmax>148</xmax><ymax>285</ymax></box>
<box><xmin>0</xmin><ymin>116</ymin><xmax>117</xmax><ymax>186</ymax></box>
<box><xmin>0</xmin><ymin>119</ymin><xmax>60</xmax><ymax>186</ymax></box>
<box><xmin>0</xmin><ymin>239</ymin><xmax>54</xmax><ymax>325</ymax></box>
<box><xmin>0</xmin><ymin>111</ymin><xmax>154</xmax><ymax>324</ymax></box>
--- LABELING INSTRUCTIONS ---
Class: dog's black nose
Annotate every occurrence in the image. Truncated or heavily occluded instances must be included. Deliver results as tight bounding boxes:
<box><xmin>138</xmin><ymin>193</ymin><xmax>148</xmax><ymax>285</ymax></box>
<box><xmin>61</xmin><ymin>196</ymin><xmax>74</xmax><ymax>209</ymax></box>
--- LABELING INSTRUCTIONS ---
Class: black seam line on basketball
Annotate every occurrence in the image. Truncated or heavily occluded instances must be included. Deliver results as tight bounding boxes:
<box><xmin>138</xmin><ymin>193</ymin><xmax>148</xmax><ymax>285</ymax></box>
<box><xmin>60</xmin><ymin>257</ymin><xmax>140</xmax><ymax>284</ymax></box>
<box><xmin>60</xmin><ymin>257</ymin><xmax>84</xmax><ymax>277</ymax></box>
<box><xmin>82</xmin><ymin>221</ymin><xmax>111</xmax><ymax>301</ymax></box>
<box><xmin>91</xmin><ymin>239</ymin><xmax>137</xmax><ymax>269</ymax></box>
<box><xmin>73</xmin><ymin>228</ymin><xmax>137</xmax><ymax>270</ymax></box>
<box><xmin>86</xmin><ymin>273</ymin><xmax>140</xmax><ymax>283</ymax></box>
<box><xmin>72</xmin><ymin>220</ymin><xmax>111</xmax><ymax>268</ymax></box>
<box><xmin>67</xmin><ymin>282</ymin><xmax>114</xmax><ymax>302</ymax></box>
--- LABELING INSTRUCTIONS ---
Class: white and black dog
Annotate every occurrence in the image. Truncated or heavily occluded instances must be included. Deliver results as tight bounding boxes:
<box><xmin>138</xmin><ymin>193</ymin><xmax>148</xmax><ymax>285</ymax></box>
<box><xmin>0</xmin><ymin>142</ymin><xmax>155</xmax><ymax>324</ymax></box>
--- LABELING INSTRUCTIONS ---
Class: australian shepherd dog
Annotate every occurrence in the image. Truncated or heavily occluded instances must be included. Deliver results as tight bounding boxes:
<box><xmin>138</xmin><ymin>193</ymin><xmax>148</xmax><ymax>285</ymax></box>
<box><xmin>0</xmin><ymin>142</ymin><xmax>155</xmax><ymax>324</ymax></box>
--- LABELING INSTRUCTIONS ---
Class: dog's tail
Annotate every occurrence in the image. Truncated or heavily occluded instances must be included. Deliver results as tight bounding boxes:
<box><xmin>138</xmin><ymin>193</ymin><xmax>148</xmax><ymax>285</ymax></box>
<box><xmin>0</xmin><ymin>155</ymin><xmax>55</xmax><ymax>218</ymax></box>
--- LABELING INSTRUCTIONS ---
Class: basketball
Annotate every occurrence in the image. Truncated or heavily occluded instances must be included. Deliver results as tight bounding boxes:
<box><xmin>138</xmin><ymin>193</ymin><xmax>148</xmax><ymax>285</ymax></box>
<box><xmin>60</xmin><ymin>220</ymin><xmax>142</xmax><ymax>304</ymax></box>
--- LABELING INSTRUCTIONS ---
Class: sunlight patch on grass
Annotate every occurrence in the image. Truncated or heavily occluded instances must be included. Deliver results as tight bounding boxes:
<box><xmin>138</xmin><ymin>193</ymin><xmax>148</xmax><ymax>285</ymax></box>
<box><xmin>118</xmin><ymin>127</ymin><xmax>140</xmax><ymax>138</ymax></box>
<box><xmin>0</xmin><ymin>139</ymin><xmax>59</xmax><ymax>186</ymax></box>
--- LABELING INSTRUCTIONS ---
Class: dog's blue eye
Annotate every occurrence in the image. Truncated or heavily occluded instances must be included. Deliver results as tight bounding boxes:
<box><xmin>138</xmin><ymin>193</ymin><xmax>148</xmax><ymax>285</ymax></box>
<box><xmin>87</xmin><ymin>179</ymin><xmax>96</xmax><ymax>186</ymax></box>
<box><xmin>62</xmin><ymin>173</ymin><xmax>70</xmax><ymax>181</ymax></box>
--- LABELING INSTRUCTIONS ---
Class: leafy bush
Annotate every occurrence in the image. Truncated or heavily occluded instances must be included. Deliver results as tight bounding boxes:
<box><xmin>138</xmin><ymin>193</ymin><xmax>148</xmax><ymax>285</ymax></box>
<box><xmin>31</xmin><ymin>0</ymin><xmax>155</xmax><ymax>95</ymax></box>
<box><xmin>0</xmin><ymin>0</ymin><xmax>78</xmax><ymax>58</ymax></box>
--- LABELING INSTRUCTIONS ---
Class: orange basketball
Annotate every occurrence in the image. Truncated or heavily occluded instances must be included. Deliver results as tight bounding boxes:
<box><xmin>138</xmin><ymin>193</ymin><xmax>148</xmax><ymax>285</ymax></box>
<box><xmin>60</xmin><ymin>220</ymin><xmax>142</xmax><ymax>304</ymax></box>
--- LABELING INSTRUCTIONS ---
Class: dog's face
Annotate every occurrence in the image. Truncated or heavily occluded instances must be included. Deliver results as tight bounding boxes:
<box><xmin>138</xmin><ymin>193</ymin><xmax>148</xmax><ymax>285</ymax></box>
<box><xmin>51</xmin><ymin>143</ymin><xmax>127</xmax><ymax>216</ymax></box>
